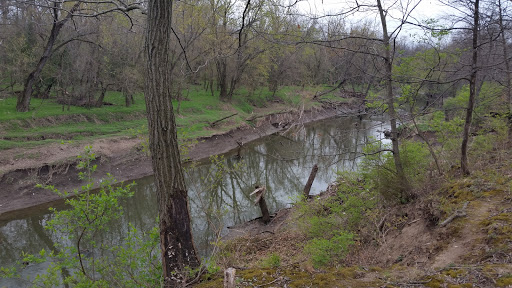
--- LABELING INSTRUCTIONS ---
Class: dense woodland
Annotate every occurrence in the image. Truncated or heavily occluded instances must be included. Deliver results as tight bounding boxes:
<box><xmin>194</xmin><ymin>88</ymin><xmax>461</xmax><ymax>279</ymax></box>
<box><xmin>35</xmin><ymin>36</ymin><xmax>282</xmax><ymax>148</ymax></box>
<box><xmin>1</xmin><ymin>0</ymin><xmax>509</xmax><ymax>112</ymax></box>
<box><xmin>1</xmin><ymin>0</ymin><xmax>512</xmax><ymax>286</ymax></box>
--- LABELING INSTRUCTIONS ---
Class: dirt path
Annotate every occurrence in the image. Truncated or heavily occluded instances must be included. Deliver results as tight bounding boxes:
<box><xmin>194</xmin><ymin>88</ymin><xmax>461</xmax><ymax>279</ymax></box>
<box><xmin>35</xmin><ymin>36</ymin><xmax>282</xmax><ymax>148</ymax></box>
<box><xmin>0</xmin><ymin>105</ymin><xmax>354</xmax><ymax>218</ymax></box>
<box><xmin>431</xmin><ymin>199</ymin><xmax>494</xmax><ymax>269</ymax></box>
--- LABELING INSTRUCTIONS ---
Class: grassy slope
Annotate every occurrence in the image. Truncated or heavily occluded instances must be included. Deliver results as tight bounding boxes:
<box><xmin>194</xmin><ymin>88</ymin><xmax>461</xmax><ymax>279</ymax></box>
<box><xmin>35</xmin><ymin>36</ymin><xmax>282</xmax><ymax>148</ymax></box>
<box><xmin>194</xmin><ymin>125</ymin><xmax>512</xmax><ymax>287</ymax></box>
<box><xmin>0</xmin><ymin>85</ymin><xmax>343</xmax><ymax>151</ymax></box>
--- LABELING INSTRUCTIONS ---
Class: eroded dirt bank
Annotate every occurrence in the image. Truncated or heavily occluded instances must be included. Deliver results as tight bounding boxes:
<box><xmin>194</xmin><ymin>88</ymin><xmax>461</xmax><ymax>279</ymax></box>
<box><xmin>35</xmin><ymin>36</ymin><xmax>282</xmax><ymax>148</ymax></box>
<box><xmin>0</xmin><ymin>104</ymin><xmax>360</xmax><ymax>218</ymax></box>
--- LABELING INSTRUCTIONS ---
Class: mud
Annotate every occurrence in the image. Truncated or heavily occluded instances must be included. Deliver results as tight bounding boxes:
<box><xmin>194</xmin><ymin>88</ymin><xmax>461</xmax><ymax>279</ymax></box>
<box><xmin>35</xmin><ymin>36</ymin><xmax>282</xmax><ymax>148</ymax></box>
<box><xmin>0</xmin><ymin>104</ymin><xmax>359</xmax><ymax>218</ymax></box>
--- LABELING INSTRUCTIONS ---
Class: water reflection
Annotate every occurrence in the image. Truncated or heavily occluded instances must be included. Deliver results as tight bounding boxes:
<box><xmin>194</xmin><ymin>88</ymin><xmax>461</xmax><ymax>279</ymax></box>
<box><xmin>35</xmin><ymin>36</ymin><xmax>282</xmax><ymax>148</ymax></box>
<box><xmin>0</xmin><ymin>116</ymin><xmax>389</xmax><ymax>286</ymax></box>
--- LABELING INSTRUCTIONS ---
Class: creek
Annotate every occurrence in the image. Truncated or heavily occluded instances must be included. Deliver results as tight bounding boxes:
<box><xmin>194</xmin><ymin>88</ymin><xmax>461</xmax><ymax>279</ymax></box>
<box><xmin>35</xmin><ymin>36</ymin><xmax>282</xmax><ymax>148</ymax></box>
<box><xmin>0</xmin><ymin>115</ymin><xmax>389</xmax><ymax>286</ymax></box>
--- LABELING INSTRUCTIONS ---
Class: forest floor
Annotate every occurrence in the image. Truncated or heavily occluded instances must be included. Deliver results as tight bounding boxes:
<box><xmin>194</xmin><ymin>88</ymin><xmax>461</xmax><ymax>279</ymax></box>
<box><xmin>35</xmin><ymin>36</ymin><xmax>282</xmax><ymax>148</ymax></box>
<box><xmin>0</xmin><ymin>92</ymin><xmax>363</xmax><ymax>217</ymax></box>
<box><xmin>195</xmin><ymin>139</ymin><xmax>512</xmax><ymax>287</ymax></box>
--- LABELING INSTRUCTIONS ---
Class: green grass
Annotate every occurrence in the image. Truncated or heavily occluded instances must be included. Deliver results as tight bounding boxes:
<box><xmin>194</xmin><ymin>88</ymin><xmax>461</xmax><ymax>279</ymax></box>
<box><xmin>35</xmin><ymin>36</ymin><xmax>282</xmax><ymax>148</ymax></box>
<box><xmin>0</xmin><ymin>85</ymin><xmax>352</xmax><ymax>150</ymax></box>
<box><xmin>0</xmin><ymin>92</ymin><xmax>147</xmax><ymax>121</ymax></box>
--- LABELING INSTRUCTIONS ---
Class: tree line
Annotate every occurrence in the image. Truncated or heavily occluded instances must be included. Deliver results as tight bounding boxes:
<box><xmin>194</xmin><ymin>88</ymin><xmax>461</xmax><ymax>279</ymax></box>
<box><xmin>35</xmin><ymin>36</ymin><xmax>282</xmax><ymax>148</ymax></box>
<box><xmin>2</xmin><ymin>0</ymin><xmax>512</xmax><ymax>286</ymax></box>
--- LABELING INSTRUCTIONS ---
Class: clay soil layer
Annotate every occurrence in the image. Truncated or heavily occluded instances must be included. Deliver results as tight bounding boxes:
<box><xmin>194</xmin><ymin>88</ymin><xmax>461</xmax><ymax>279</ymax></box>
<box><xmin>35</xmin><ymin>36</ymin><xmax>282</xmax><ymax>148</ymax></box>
<box><xmin>0</xmin><ymin>104</ymin><xmax>355</xmax><ymax>219</ymax></box>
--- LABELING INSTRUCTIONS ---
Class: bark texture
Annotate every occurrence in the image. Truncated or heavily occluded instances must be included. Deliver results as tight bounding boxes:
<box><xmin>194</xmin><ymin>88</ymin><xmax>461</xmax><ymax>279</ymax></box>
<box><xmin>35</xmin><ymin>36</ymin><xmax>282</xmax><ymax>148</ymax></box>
<box><xmin>461</xmin><ymin>0</ymin><xmax>479</xmax><ymax>176</ymax></box>
<box><xmin>303</xmin><ymin>164</ymin><xmax>318</xmax><ymax>198</ymax></box>
<box><xmin>145</xmin><ymin>0</ymin><xmax>200</xmax><ymax>285</ymax></box>
<box><xmin>376</xmin><ymin>0</ymin><xmax>411</xmax><ymax>201</ymax></box>
<box><xmin>16</xmin><ymin>1</ymin><xmax>80</xmax><ymax>112</ymax></box>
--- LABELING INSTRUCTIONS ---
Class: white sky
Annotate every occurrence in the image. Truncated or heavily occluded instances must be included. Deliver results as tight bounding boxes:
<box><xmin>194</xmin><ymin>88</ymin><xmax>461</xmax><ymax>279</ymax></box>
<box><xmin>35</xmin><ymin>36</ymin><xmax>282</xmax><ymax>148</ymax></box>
<box><xmin>296</xmin><ymin>0</ymin><xmax>461</xmax><ymax>40</ymax></box>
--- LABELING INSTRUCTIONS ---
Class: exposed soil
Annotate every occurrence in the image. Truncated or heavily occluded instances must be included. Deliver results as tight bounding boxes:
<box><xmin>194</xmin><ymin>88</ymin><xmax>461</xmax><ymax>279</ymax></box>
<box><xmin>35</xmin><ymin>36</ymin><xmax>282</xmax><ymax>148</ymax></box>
<box><xmin>0</xmin><ymin>104</ymin><xmax>359</xmax><ymax>218</ymax></box>
<box><xmin>208</xmin><ymin>173</ymin><xmax>512</xmax><ymax>287</ymax></box>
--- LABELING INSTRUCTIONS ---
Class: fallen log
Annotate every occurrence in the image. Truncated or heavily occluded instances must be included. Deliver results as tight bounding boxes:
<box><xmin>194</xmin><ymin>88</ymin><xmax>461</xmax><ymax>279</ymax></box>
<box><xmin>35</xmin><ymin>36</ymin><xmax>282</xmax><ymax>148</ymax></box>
<box><xmin>210</xmin><ymin>113</ymin><xmax>238</xmax><ymax>127</ymax></box>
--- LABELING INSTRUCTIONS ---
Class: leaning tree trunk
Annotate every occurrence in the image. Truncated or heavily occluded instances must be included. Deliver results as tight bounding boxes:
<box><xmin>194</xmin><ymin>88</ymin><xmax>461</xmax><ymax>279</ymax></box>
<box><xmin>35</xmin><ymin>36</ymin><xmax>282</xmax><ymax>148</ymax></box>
<box><xmin>16</xmin><ymin>1</ymin><xmax>80</xmax><ymax>112</ymax></box>
<box><xmin>376</xmin><ymin>0</ymin><xmax>411</xmax><ymax>201</ymax></box>
<box><xmin>145</xmin><ymin>0</ymin><xmax>200</xmax><ymax>286</ymax></box>
<box><xmin>461</xmin><ymin>0</ymin><xmax>479</xmax><ymax>176</ymax></box>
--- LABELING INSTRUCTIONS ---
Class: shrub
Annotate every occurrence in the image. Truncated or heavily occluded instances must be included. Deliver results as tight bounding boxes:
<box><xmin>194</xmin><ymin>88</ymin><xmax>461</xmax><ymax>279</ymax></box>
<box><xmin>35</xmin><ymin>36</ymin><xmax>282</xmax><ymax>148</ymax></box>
<box><xmin>261</xmin><ymin>253</ymin><xmax>281</xmax><ymax>268</ymax></box>
<box><xmin>304</xmin><ymin>231</ymin><xmax>354</xmax><ymax>268</ymax></box>
<box><xmin>1</xmin><ymin>146</ymin><xmax>161</xmax><ymax>287</ymax></box>
<box><xmin>361</xmin><ymin>139</ymin><xmax>431</xmax><ymax>202</ymax></box>
<box><xmin>295</xmin><ymin>171</ymin><xmax>374</xmax><ymax>267</ymax></box>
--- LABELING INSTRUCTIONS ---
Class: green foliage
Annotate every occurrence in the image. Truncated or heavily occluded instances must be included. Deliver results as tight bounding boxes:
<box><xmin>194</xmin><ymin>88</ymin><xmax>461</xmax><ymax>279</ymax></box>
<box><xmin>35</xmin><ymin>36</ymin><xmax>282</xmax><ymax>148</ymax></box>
<box><xmin>470</xmin><ymin>116</ymin><xmax>510</xmax><ymax>163</ymax></box>
<box><xmin>444</xmin><ymin>83</ymin><xmax>503</xmax><ymax>120</ymax></box>
<box><xmin>98</xmin><ymin>225</ymin><xmax>161</xmax><ymax>287</ymax></box>
<box><xmin>295</xmin><ymin>171</ymin><xmax>375</xmax><ymax>267</ymax></box>
<box><xmin>261</xmin><ymin>253</ymin><xmax>281</xmax><ymax>268</ymax></box>
<box><xmin>304</xmin><ymin>231</ymin><xmax>354</xmax><ymax>268</ymax></box>
<box><xmin>429</xmin><ymin>110</ymin><xmax>466</xmax><ymax>169</ymax></box>
<box><xmin>0</xmin><ymin>85</ymin><xmax>327</xmax><ymax>151</ymax></box>
<box><xmin>361</xmin><ymin>138</ymin><xmax>431</xmax><ymax>202</ymax></box>
<box><xmin>365</xmin><ymin>90</ymin><xmax>385</xmax><ymax>111</ymax></box>
<box><xmin>2</xmin><ymin>146</ymin><xmax>162</xmax><ymax>287</ymax></box>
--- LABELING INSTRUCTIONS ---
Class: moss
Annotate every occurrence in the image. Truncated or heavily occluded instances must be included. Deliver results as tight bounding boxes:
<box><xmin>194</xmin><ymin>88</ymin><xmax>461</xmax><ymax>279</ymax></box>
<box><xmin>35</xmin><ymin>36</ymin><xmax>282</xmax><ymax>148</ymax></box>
<box><xmin>335</xmin><ymin>266</ymin><xmax>359</xmax><ymax>279</ymax></box>
<box><xmin>496</xmin><ymin>275</ymin><xmax>512</xmax><ymax>287</ymax></box>
<box><xmin>447</xmin><ymin>284</ymin><xmax>473</xmax><ymax>288</ymax></box>
<box><xmin>194</xmin><ymin>278</ymin><xmax>224</xmax><ymax>288</ymax></box>
<box><xmin>482</xmin><ymin>189</ymin><xmax>505</xmax><ymax>197</ymax></box>
<box><xmin>480</xmin><ymin>212</ymin><xmax>512</xmax><ymax>249</ymax></box>
<box><xmin>424</xmin><ymin>276</ymin><xmax>445</xmax><ymax>288</ymax></box>
<box><xmin>442</xmin><ymin>269</ymin><xmax>465</xmax><ymax>278</ymax></box>
<box><xmin>238</xmin><ymin>268</ymin><xmax>276</xmax><ymax>285</ymax></box>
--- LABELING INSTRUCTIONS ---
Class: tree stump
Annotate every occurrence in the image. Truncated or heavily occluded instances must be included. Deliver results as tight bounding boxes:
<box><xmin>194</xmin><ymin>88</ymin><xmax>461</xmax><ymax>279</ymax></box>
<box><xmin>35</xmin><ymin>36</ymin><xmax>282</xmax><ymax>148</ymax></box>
<box><xmin>303</xmin><ymin>164</ymin><xmax>318</xmax><ymax>198</ymax></box>
<box><xmin>224</xmin><ymin>267</ymin><xmax>236</xmax><ymax>288</ymax></box>
<box><xmin>251</xmin><ymin>186</ymin><xmax>270</xmax><ymax>224</ymax></box>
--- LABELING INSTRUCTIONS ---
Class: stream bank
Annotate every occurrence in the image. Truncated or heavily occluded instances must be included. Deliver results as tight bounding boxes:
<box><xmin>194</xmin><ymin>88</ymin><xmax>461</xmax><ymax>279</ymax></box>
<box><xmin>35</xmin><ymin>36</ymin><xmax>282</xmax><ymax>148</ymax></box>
<box><xmin>0</xmin><ymin>102</ymin><xmax>364</xmax><ymax>218</ymax></box>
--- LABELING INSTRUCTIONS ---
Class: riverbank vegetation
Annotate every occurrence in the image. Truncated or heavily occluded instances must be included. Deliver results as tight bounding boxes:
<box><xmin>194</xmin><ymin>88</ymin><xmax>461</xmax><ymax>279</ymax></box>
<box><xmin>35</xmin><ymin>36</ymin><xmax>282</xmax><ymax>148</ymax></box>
<box><xmin>195</xmin><ymin>111</ymin><xmax>512</xmax><ymax>287</ymax></box>
<box><xmin>0</xmin><ymin>85</ymin><xmax>345</xmax><ymax>151</ymax></box>
<box><xmin>1</xmin><ymin>0</ymin><xmax>512</xmax><ymax>286</ymax></box>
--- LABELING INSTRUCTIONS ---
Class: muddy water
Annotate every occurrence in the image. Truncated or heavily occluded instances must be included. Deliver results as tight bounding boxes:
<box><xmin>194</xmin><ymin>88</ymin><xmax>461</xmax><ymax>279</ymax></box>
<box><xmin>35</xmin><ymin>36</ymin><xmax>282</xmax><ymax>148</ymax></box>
<box><xmin>0</xmin><ymin>116</ymin><xmax>389</xmax><ymax>286</ymax></box>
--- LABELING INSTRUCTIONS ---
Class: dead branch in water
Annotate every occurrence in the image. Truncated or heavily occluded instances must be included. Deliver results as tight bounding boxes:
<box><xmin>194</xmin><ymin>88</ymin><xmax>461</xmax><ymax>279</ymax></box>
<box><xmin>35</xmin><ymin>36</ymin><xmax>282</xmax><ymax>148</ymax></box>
<box><xmin>303</xmin><ymin>164</ymin><xmax>318</xmax><ymax>198</ymax></box>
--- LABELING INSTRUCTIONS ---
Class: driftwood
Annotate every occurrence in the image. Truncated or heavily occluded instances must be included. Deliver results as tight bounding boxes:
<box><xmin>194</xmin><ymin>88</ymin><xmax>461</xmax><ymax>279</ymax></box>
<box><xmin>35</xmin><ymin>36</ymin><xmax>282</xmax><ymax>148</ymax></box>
<box><xmin>223</xmin><ymin>268</ymin><xmax>236</xmax><ymax>288</ymax></box>
<box><xmin>251</xmin><ymin>186</ymin><xmax>270</xmax><ymax>224</ymax></box>
<box><xmin>303</xmin><ymin>164</ymin><xmax>318</xmax><ymax>198</ymax></box>
<box><xmin>313</xmin><ymin>80</ymin><xmax>346</xmax><ymax>99</ymax></box>
<box><xmin>210</xmin><ymin>113</ymin><xmax>238</xmax><ymax>127</ymax></box>
<box><xmin>439</xmin><ymin>201</ymin><xmax>469</xmax><ymax>227</ymax></box>
<box><xmin>245</xmin><ymin>109</ymin><xmax>293</xmax><ymax>122</ymax></box>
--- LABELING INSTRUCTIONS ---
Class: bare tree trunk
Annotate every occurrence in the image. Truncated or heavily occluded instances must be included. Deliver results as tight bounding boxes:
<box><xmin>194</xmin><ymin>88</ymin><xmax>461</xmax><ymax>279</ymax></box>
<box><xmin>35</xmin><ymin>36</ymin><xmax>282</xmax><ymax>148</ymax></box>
<box><xmin>16</xmin><ymin>1</ymin><xmax>80</xmax><ymax>112</ymax></box>
<box><xmin>95</xmin><ymin>82</ymin><xmax>108</xmax><ymax>107</ymax></box>
<box><xmin>145</xmin><ymin>0</ymin><xmax>200</xmax><ymax>285</ymax></box>
<box><xmin>303</xmin><ymin>164</ymin><xmax>318</xmax><ymax>198</ymax></box>
<box><xmin>498</xmin><ymin>0</ymin><xmax>512</xmax><ymax>114</ymax></box>
<box><xmin>461</xmin><ymin>0</ymin><xmax>479</xmax><ymax>176</ymax></box>
<box><xmin>217</xmin><ymin>58</ymin><xmax>228</xmax><ymax>100</ymax></box>
<box><xmin>376</xmin><ymin>0</ymin><xmax>411</xmax><ymax>201</ymax></box>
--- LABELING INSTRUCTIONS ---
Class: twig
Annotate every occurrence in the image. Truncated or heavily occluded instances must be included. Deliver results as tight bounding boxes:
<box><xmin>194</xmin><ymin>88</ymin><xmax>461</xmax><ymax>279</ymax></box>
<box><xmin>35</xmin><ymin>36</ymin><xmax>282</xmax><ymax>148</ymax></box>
<box><xmin>439</xmin><ymin>202</ymin><xmax>469</xmax><ymax>227</ymax></box>
<box><xmin>260</xmin><ymin>277</ymin><xmax>282</xmax><ymax>287</ymax></box>
<box><xmin>390</xmin><ymin>279</ymin><xmax>432</xmax><ymax>286</ymax></box>
<box><xmin>210</xmin><ymin>113</ymin><xmax>238</xmax><ymax>127</ymax></box>
<box><xmin>407</xmin><ymin>219</ymin><xmax>420</xmax><ymax>225</ymax></box>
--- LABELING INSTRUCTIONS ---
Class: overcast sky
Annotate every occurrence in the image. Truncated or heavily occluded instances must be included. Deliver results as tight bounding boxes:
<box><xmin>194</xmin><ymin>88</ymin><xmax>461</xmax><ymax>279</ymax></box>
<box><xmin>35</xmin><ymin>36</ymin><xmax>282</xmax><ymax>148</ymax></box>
<box><xmin>295</xmin><ymin>0</ymin><xmax>461</xmax><ymax>40</ymax></box>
